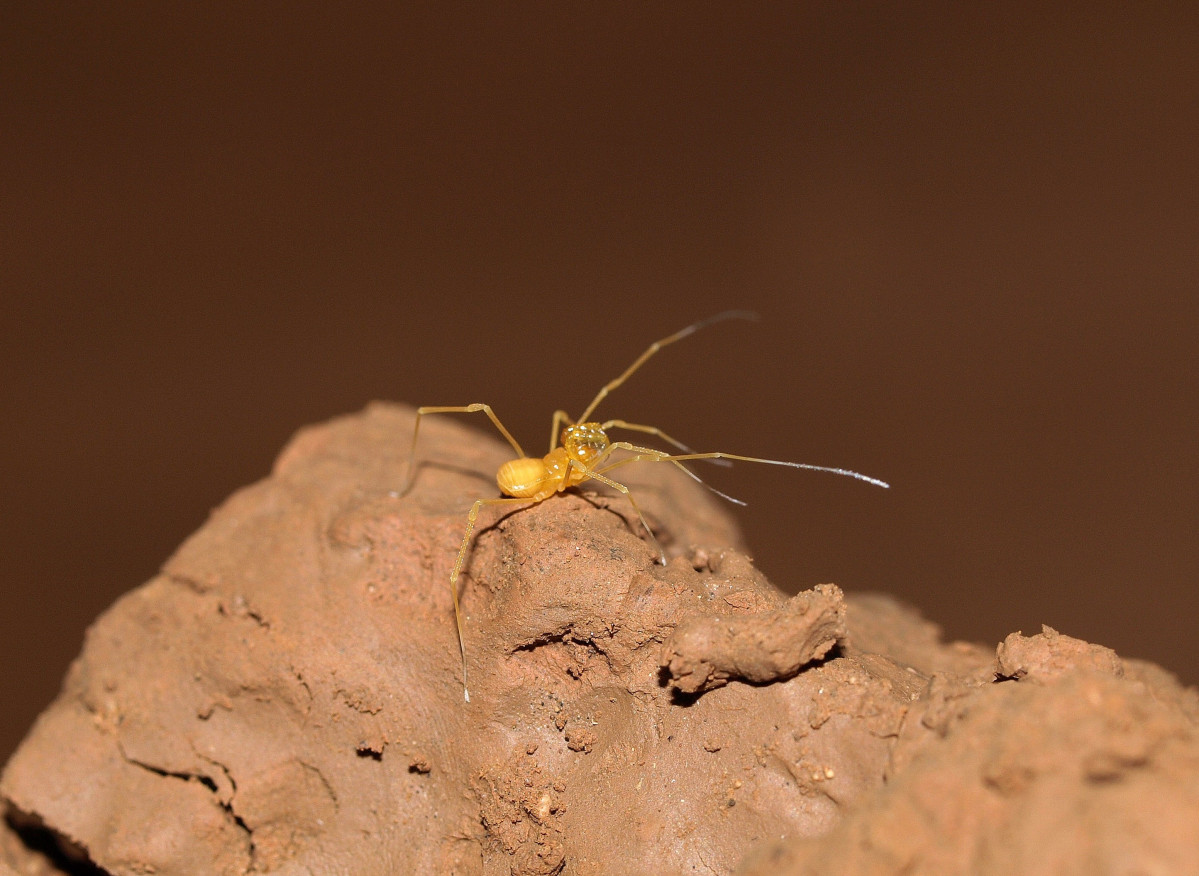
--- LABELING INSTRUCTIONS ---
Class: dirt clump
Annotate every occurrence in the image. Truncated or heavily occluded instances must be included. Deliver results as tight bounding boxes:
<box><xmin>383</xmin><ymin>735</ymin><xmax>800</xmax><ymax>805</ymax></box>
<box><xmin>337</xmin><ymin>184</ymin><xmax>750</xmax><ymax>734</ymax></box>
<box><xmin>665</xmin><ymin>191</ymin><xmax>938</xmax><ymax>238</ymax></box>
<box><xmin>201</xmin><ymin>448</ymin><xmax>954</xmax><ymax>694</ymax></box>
<box><xmin>738</xmin><ymin>627</ymin><xmax>1199</xmax><ymax>876</ymax></box>
<box><xmin>662</xmin><ymin>582</ymin><xmax>846</xmax><ymax>695</ymax></box>
<box><xmin>3</xmin><ymin>404</ymin><xmax>1198</xmax><ymax>875</ymax></box>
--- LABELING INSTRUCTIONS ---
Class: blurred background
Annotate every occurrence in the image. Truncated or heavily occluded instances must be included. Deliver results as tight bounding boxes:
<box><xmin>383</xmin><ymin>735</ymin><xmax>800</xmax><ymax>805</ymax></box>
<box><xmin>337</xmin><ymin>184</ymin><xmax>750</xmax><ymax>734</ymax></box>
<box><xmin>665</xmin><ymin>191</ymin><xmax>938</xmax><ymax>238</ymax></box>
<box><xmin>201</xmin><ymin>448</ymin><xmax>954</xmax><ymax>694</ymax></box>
<box><xmin>3</xmin><ymin>4</ymin><xmax>1196</xmax><ymax>763</ymax></box>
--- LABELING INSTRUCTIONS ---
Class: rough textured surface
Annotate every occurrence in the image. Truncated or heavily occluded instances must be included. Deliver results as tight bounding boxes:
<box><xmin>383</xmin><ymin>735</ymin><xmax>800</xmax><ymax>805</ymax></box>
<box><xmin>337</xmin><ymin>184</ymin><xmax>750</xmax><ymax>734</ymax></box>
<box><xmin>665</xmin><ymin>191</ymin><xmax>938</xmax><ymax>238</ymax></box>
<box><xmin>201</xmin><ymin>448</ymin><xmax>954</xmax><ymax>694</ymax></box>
<box><xmin>737</xmin><ymin>628</ymin><xmax>1199</xmax><ymax>876</ymax></box>
<box><xmin>661</xmin><ymin>583</ymin><xmax>847</xmax><ymax>694</ymax></box>
<box><xmin>3</xmin><ymin>403</ymin><xmax>1198</xmax><ymax>875</ymax></box>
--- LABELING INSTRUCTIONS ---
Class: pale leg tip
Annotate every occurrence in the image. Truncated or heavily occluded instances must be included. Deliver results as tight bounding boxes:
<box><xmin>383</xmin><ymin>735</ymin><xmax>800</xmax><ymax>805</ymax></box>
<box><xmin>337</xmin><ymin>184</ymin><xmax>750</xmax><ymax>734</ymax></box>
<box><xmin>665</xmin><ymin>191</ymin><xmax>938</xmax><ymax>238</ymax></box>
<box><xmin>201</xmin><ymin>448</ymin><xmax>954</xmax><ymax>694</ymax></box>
<box><xmin>464</xmin><ymin>689</ymin><xmax>471</xmax><ymax>703</ymax></box>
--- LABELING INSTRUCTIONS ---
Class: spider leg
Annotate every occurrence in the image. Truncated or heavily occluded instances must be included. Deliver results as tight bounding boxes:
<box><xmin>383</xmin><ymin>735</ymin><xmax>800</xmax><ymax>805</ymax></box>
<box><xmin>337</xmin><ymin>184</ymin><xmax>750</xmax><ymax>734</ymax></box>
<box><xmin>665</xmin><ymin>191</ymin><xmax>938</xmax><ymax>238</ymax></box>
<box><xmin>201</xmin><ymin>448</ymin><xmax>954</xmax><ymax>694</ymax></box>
<box><xmin>598</xmin><ymin>419</ymin><xmax>731</xmax><ymax>467</ymax></box>
<box><xmin>605</xmin><ymin>443</ymin><xmax>890</xmax><ymax>489</ymax></box>
<box><xmin>590</xmin><ymin>440</ymin><xmax>743</xmax><ymax>502</ymax></box>
<box><xmin>577</xmin><ymin>310</ymin><xmax>758</xmax><ymax>422</ymax></box>
<box><xmin>544</xmin><ymin>449</ymin><xmax>668</xmax><ymax>565</ymax></box>
<box><xmin>450</xmin><ymin>496</ymin><xmax>534</xmax><ymax>701</ymax></box>
<box><xmin>576</xmin><ymin>466</ymin><xmax>667</xmax><ymax>565</ymax></box>
<box><xmin>594</xmin><ymin>453</ymin><xmax>746</xmax><ymax>506</ymax></box>
<box><xmin>401</xmin><ymin>404</ymin><xmax>526</xmax><ymax>495</ymax></box>
<box><xmin>549</xmin><ymin>409</ymin><xmax>575</xmax><ymax>452</ymax></box>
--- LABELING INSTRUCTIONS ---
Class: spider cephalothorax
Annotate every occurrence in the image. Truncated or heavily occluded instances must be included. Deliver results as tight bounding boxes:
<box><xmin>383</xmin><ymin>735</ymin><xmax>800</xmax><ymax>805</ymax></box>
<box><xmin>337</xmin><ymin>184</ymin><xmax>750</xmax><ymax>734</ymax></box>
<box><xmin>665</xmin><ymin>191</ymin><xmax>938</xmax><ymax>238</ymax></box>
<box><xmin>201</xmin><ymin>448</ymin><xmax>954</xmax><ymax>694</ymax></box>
<box><xmin>560</xmin><ymin>422</ymin><xmax>608</xmax><ymax>466</ymax></box>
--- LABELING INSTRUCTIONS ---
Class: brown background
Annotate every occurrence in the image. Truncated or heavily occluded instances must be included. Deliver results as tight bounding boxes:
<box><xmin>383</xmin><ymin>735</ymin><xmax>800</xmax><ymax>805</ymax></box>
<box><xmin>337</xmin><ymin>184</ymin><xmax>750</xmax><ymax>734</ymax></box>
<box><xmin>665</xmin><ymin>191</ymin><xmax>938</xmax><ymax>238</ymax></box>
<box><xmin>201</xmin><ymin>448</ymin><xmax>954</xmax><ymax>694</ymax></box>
<box><xmin>3</xmin><ymin>4</ymin><xmax>1196</xmax><ymax>764</ymax></box>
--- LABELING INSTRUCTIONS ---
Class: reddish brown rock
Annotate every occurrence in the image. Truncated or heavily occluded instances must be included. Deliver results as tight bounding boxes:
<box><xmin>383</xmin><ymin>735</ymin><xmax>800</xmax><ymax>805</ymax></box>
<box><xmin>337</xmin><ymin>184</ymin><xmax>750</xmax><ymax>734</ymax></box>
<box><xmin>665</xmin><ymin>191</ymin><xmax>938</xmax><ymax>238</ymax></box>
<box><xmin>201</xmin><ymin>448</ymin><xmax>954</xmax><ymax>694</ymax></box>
<box><xmin>662</xmin><ymin>582</ymin><xmax>847</xmax><ymax>694</ymax></box>
<box><xmin>3</xmin><ymin>403</ymin><xmax>1197</xmax><ymax>875</ymax></box>
<box><xmin>996</xmin><ymin>624</ymin><xmax>1124</xmax><ymax>681</ymax></box>
<box><xmin>0</xmin><ymin>404</ymin><xmax>913</xmax><ymax>874</ymax></box>
<box><xmin>738</xmin><ymin>630</ymin><xmax>1199</xmax><ymax>876</ymax></box>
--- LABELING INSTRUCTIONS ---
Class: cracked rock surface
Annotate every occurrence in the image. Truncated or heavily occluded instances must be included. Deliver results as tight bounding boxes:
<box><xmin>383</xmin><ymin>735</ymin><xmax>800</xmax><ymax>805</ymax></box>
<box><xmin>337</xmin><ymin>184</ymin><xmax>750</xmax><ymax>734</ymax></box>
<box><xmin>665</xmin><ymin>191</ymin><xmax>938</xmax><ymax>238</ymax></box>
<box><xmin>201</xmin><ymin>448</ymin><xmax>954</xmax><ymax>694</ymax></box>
<box><xmin>4</xmin><ymin>404</ymin><xmax>1199</xmax><ymax>875</ymax></box>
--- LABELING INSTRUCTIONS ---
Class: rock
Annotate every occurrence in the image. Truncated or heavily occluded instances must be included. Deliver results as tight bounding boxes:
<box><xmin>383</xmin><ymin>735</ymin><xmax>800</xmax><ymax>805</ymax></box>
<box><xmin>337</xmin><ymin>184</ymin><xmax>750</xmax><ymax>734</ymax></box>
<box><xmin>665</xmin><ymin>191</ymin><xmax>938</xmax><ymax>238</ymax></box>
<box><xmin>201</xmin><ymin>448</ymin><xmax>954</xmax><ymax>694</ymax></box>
<box><xmin>4</xmin><ymin>403</ymin><xmax>1197</xmax><ymax>875</ymax></box>
<box><xmin>0</xmin><ymin>404</ymin><xmax>915</xmax><ymax>874</ymax></box>
<box><xmin>737</xmin><ymin>640</ymin><xmax>1199</xmax><ymax>876</ymax></box>
<box><xmin>996</xmin><ymin>625</ymin><xmax>1124</xmax><ymax>681</ymax></box>
<box><xmin>661</xmin><ymin>583</ymin><xmax>847</xmax><ymax>694</ymax></box>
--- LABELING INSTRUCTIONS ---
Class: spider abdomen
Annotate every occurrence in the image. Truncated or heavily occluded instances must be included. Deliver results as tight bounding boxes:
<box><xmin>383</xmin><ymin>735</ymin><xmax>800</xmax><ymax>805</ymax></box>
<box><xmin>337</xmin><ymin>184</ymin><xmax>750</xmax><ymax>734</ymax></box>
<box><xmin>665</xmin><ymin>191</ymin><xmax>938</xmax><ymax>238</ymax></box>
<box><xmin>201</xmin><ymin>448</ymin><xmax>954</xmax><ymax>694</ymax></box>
<box><xmin>496</xmin><ymin>456</ymin><xmax>550</xmax><ymax>498</ymax></box>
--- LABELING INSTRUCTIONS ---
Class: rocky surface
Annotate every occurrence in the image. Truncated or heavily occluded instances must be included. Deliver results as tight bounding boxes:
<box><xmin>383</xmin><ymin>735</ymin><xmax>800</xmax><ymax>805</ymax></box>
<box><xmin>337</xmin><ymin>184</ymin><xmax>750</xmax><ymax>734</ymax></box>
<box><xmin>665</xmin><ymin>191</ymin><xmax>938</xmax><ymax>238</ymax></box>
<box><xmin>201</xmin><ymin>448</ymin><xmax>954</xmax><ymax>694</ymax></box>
<box><xmin>3</xmin><ymin>404</ymin><xmax>1197</xmax><ymax>875</ymax></box>
<box><xmin>738</xmin><ymin>627</ymin><xmax>1199</xmax><ymax>875</ymax></box>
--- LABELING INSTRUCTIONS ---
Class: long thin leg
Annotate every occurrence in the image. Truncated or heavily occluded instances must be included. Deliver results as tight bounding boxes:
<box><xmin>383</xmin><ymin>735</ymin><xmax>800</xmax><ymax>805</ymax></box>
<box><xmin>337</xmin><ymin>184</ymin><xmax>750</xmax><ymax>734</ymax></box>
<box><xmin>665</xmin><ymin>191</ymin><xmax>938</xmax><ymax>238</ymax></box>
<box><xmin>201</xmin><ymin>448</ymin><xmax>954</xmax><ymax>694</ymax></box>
<box><xmin>600</xmin><ymin>419</ymin><xmax>699</xmax><ymax>456</ymax></box>
<box><xmin>576</xmin><ymin>310</ymin><xmax>758</xmax><ymax>422</ymax></box>
<box><xmin>585</xmin><ymin>435</ymin><xmax>744</xmax><ymax>505</ymax></box>
<box><xmin>558</xmin><ymin>444</ymin><xmax>693</xmax><ymax>565</ymax></box>
<box><xmin>576</xmin><ymin>468</ymin><xmax>667</xmax><ymax>564</ymax></box>
<box><xmin>601</xmin><ymin>418</ymin><xmax>733</xmax><ymax>472</ymax></box>
<box><xmin>450</xmin><ymin>496</ymin><xmax>534</xmax><ymax>702</ymax></box>
<box><xmin>401</xmin><ymin>404</ymin><xmax>526</xmax><ymax>496</ymax></box>
<box><xmin>549</xmin><ymin>409</ymin><xmax>575</xmax><ymax>452</ymax></box>
<box><xmin>601</xmin><ymin>443</ymin><xmax>891</xmax><ymax>489</ymax></box>
<box><xmin>592</xmin><ymin>452</ymin><xmax>746</xmax><ymax>506</ymax></box>
<box><xmin>580</xmin><ymin>439</ymin><xmax>728</xmax><ymax>501</ymax></box>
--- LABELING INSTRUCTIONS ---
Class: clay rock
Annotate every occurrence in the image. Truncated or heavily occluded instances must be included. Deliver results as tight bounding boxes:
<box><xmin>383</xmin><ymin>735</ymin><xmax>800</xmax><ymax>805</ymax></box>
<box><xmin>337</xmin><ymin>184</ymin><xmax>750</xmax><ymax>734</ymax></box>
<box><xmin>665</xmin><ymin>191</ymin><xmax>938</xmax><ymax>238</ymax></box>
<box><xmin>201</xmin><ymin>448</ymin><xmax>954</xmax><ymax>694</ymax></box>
<box><xmin>996</xmin><ymin>624</ymin><xmax>1123</xmax><ymax>681</ymax></box>
<box><xmin>1</xmin><ymin>404</ymin><xmax>923</xmax><ymax>876</ymax></box>
<box><xmin>11</xmin><ymin>404</ymin><xmax>1195</xmax><ymax>875</ymax></box>
<box><xmin>737</xmin><ymin>637</ymin><xmax>1199</xmax><ymax>876</ymax></box>
<box><xmin>662</xmin><ymin>582</ymin><xmax>847</xmax><ymax>694</ymax></box>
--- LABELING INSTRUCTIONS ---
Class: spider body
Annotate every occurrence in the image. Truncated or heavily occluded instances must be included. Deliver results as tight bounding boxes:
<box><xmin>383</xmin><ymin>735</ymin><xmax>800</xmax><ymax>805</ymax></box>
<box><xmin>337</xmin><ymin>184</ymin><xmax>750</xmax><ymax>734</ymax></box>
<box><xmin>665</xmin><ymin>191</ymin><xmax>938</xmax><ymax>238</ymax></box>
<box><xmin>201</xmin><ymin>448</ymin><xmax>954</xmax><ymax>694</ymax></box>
<box><xmin>401</xmin><ymin>311</ymin><xmax>888</xmax><ymax>701</ymax></box>
<box><xmin>495</xmin><ymin>452</ymin><xmax>569</xmax><ymax>500</ymax></box>
<box><xmin>496</xmin><ymin>423</ymin><xmax>609</xmax><ymax>500</ymax></box>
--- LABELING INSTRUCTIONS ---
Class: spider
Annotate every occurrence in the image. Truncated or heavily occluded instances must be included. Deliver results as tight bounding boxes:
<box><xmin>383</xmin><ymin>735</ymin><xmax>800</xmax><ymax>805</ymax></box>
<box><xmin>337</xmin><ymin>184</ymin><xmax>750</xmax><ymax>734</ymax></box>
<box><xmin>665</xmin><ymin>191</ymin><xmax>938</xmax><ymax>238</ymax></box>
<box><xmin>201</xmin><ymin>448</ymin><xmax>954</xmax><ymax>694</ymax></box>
<box><xmin>401</xmin><ymin>311</ymin><xmax>888</xmax><ymax>700</ymax></box>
